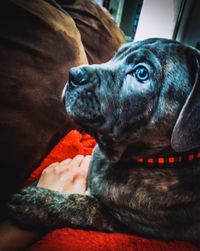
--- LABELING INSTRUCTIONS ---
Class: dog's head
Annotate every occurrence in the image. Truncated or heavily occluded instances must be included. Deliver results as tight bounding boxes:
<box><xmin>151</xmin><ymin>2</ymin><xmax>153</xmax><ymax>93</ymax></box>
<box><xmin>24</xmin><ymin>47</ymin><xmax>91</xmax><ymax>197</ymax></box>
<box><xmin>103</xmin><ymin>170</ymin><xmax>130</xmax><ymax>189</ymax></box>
<box><xmin>62</xmin><ymin>38</ymin><xmax>200</xmax><ymax>162</ymax></box>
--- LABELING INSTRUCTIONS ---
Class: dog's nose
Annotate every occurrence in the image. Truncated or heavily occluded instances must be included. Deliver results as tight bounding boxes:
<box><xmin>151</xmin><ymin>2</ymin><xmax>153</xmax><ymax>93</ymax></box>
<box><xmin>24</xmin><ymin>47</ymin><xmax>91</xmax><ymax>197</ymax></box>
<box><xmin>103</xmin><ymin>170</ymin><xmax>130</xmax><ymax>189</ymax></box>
<box><xmin>68</xmin><ymin>67</ymin><xmax>87</xmax><ymax>87</ymax></box>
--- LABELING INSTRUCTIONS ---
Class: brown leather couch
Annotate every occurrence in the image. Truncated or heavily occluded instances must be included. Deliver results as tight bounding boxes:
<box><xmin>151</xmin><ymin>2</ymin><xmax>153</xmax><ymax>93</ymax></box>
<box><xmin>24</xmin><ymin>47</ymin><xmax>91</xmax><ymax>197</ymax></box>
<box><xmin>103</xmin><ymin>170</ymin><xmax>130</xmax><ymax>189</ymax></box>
<box><xmin>0</xmin><ymin>0</ymin><xmax>124</xmax><ymax>219</ymax></box>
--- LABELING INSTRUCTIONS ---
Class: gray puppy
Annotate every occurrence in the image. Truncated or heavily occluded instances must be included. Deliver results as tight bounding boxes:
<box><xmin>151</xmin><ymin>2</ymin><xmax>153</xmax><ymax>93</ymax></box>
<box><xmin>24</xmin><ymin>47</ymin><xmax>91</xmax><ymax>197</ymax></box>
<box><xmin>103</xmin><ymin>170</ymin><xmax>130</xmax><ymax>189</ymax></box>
<box><xmin>8</xmin><ymin>38</ymin><xmax>200</xmax><ymax>246</ymax></box>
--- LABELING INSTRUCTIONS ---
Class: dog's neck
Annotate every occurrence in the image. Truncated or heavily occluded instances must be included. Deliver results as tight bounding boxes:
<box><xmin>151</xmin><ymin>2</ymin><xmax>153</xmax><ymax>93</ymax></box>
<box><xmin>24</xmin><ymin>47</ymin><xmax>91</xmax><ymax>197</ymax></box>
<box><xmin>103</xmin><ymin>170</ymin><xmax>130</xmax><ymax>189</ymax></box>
<box><xmin>121</xmin><ymin>144</ymin><xmax>200</xmax><ymax>167</ymax></box>
<box><xmin>93</xmin><ymin>131</ymin><xmax>200</xmax><ymax>166</ymax></box>
<box><xmin>118</xmin><ymin>144</ymin><xmax>200</xmax><ymax>167</ymax></box>
<box><xmin>134</xmin><ymin>149</ymin><xmax>200</xmax><ymax>166</ymax></box>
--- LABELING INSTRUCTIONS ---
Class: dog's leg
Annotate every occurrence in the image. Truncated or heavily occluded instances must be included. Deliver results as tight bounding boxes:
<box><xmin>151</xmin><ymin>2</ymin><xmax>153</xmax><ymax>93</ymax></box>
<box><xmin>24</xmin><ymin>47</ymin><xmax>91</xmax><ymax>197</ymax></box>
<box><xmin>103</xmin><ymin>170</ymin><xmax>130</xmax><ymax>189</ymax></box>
<box><xmin>8</xmin><ymin>186</ymin><xmax>120</xmax><ymax>232</ymax></box>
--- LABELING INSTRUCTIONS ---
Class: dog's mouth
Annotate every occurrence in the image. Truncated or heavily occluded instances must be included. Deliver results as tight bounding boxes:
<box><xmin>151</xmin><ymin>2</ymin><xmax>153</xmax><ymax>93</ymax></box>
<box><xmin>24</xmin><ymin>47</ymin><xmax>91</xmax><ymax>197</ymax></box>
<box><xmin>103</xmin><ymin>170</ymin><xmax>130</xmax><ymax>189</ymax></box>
<box><xmin>64</xmin><ymin>83</ymin><xmax>105</xmax><ymax>130</ymax></box>
<box><xmin>62</xmin><ymin>82</ymin><xmax>127</xmax><ymax>162</ymax></box>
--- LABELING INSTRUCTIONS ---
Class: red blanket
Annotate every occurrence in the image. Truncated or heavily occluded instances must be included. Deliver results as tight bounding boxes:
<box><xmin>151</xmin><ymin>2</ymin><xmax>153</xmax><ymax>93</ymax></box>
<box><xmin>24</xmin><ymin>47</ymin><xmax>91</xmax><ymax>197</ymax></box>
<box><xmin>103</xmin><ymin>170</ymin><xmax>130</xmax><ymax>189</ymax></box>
<box><xmin>26</xmin><ymin>130</ymin><xmax>198</xmax><ymax>251</ymax></box>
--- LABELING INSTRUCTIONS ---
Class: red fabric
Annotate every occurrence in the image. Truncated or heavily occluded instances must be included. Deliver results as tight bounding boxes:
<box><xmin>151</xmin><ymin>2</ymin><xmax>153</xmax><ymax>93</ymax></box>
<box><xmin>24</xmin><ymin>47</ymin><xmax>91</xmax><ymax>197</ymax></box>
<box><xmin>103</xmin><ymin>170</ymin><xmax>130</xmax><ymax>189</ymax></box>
<box><xmin>25</xmin><ymin>130</ymin><xmax>198</xmax><ymax>251</ymax></box>
<box><xmin>24</xmin><ymin>130</ymin><xmax>96</xmax><ymax>186</ymax></box>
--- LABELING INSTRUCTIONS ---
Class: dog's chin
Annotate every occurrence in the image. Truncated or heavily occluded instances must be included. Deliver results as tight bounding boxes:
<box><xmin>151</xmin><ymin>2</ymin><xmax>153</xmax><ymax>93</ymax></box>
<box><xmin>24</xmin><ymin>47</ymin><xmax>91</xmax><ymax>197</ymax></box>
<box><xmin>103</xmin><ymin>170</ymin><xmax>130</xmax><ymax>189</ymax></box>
<box><xmin>64</xmin><ymin>90</ymin><xmax>129</xmax><ymax>163</ymax></box>
<box><xmin>65</xmin><ymin>90</ymin><xmax>104</xmax><ymax>130</ymax></box>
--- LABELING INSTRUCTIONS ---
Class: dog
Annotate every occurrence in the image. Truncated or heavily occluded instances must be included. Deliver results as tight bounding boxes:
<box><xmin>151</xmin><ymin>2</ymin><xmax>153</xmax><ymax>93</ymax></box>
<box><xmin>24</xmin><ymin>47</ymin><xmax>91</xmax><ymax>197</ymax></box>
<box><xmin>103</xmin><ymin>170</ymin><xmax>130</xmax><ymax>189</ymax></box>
<box><xmin>8</xmin><ymin>38</ymin><xmax>200</xmax><ymax>246</ymax></box>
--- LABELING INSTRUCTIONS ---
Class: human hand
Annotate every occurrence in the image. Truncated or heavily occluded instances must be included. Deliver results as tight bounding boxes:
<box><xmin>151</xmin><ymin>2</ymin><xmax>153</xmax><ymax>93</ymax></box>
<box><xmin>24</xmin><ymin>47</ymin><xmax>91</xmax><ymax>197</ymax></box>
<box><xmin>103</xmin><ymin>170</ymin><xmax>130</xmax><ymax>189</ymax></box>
<box><xmin>37</xmin><ymin>155</ymin><xmax>91</xmax><ymax>194</ymax></box>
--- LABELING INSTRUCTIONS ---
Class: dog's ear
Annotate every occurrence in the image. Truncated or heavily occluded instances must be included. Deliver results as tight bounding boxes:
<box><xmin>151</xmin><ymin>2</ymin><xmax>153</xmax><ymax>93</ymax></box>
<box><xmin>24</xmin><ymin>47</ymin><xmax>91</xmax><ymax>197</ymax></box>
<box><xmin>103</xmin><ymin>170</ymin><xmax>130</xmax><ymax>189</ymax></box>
<box><xmin>171</xmin><ymin>48</ymin><xmax>200</xmax><ymax>152</ymax></box>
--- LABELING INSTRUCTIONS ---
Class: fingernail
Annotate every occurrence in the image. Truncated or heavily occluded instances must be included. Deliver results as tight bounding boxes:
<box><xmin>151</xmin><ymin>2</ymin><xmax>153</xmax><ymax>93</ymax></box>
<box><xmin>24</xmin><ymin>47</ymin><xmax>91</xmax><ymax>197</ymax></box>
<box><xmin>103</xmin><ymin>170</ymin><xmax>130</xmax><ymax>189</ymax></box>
<box><xmin>76</xmin><ymin>155</ymin><xmax>84</xmax><ymax>159</ymax></box>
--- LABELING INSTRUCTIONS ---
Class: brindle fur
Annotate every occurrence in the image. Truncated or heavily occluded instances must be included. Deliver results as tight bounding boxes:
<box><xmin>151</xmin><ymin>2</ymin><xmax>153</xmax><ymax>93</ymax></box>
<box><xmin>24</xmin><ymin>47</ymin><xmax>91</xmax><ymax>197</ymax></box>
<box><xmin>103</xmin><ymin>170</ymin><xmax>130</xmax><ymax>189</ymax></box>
<box><xmin>8</xmin><ymin>38</ymin><xmax>200</xmax><ymax>246</ymax></box>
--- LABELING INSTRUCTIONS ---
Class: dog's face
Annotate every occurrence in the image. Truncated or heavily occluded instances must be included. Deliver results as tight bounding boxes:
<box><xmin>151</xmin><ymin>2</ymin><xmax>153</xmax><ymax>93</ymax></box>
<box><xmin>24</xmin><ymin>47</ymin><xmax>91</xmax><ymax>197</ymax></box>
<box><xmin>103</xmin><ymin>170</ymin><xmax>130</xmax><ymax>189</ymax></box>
<box><xmin>63</xmin><ymin>38</ymin><xmax>200</xmax><ymax>162</ymax></box>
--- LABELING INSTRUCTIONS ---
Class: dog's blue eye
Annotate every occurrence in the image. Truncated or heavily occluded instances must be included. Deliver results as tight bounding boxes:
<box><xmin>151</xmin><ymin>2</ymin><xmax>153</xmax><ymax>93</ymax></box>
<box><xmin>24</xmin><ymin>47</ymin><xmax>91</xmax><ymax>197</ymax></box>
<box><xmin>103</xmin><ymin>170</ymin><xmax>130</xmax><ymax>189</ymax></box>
<box><xmin>135</xmin><ymin>66</ymin><xmax>149</xmax><ymax>82</ymax></box>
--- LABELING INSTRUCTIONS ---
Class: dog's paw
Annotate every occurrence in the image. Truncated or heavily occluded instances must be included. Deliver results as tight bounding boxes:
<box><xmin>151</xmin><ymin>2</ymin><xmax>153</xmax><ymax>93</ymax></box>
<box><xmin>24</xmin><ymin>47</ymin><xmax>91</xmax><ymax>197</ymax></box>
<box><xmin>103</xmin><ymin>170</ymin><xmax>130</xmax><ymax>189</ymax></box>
<box><xmin>8</xmin><ymin>186</ymin><xmax>65</xmax><ymax>230</ymax></box>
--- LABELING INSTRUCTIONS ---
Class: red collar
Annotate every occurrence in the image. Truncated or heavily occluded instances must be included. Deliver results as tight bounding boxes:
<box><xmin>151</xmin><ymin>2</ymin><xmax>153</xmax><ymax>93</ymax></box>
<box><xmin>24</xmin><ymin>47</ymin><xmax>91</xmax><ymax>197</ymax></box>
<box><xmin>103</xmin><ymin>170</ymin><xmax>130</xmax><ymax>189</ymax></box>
<box><xmin>136</xmin><ymin>149</ymin><xmax>200</xmax><ymax>166</ymax></box>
